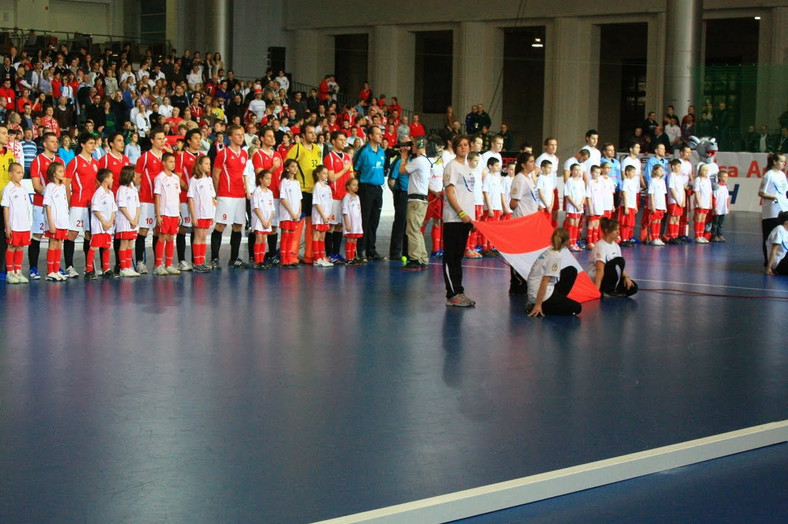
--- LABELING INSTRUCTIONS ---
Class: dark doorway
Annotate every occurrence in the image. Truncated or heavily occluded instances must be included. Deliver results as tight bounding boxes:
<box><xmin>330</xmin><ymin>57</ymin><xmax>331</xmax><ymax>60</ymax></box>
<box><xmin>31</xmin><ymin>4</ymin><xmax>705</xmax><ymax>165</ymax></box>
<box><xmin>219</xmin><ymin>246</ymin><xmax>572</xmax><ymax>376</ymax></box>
<box><xmin>502</xmin><ymin>27</ymin><xmax>546</xmax><ymax>152</ymax></box>
<box><xmin>334</xmin><ymin>34</ymin><xmax>369</xmax><ymax>103</ymax></box>
<box><xmin>597</xmin><ymin>23</ymin><xmax>648</xmax><ymax>149</ymax></box>
<box><xmin>414</xmin><ymin>31</ymin><xmax>453</xmax><ymax>115</ymax></box>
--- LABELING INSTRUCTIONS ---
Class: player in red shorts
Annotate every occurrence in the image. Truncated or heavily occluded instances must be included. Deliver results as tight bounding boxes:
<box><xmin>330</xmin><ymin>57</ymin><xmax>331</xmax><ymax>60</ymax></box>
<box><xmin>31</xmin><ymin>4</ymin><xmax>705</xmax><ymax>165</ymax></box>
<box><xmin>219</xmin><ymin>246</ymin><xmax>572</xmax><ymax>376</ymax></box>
<box><xmin>175</xmin><ymin>129</ymin><xmax>204</xmax><ymax>270</ymax></box>
<box><xmin>28</xmin><ymin>132</ymin><xmax>61</xmax><ymax>279</ymax></box>
<box><xmin>211</xmin><ymin>124</ymin><xmax>250</xmax><ymax>269</ymax></box>
<box><xmin>43</xmin><ymin>162</ymin><xmax>69</xmax><ymax>281</ymax></box>
<box><xmin>84</xmin><ymin>169</ymin><xmax>118</xmax><ymax>279</ymax></box>
<box><xmin>99</xmin><ymin>132</ymin><xmax>130</xmax><ymax>270</ymax></box>
<box><xmin>1</xmin><ymin>163</ymin><xmax>31</xmax><ymax>283</ymax></box>
<box><xmin>324</xmin><ymin>130</ymin><xmax>353</xmax><ymax>263</ymax></box>
<box><xmin>63</xmin><ymin>132</ymin><xmax>99</xmax><ymax>278</ymax></box>
<box><xmin>251</xmin><ymin>126</ymin><xmax>284</xmax><ymax>264</ymax></box>
<box><xmin>153</xmin><ymin>153</ymin><xmax>182</xmax><ymax>275</ymax></box>
<box><xmin>135</xmin><ymin>128</ymin><xmax>170</xmax><ymax>274</ymax></box>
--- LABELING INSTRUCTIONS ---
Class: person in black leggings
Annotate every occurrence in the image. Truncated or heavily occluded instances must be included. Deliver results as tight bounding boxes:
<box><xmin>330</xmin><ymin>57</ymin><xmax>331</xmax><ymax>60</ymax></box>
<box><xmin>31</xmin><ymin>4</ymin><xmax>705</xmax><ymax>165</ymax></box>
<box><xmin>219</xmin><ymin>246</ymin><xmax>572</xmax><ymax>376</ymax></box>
<box><xmin>591</xmin><ymin>217</ymin><xmax>638</xmax><ymax>297</ymax></box>
<box><xmin>527</xmin><ymin>227</ymin><xmax>582</xmax><ymax>316</ymax></box>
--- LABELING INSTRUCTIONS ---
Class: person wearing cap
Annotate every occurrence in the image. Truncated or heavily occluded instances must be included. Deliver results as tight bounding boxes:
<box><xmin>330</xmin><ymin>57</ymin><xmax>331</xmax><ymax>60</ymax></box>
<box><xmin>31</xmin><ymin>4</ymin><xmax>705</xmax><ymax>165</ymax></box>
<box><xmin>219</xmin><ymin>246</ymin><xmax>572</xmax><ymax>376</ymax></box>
<box><xmin>401</xmin><ymin>136</ymin><xmax>431</xmax><ymax>270</ymax></box>
<box><xmin>249</xmin><ymin>87</ymin><xmax>266</xmax><ymax>121</ymax></box>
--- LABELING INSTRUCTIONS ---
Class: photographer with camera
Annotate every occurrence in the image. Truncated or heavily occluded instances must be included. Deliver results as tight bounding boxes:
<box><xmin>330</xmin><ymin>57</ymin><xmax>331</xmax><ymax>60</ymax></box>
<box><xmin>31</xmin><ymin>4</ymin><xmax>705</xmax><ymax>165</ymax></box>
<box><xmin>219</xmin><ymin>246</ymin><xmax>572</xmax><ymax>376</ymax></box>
<box><xmin>400</xmin><ymin>136</ymin><xmax>432</xmax><ymax>270</ymax></box>
<box><xmin>387</xmin><ymin>137</ymin><xmax>411</xmax><ymax>260</ymax></box>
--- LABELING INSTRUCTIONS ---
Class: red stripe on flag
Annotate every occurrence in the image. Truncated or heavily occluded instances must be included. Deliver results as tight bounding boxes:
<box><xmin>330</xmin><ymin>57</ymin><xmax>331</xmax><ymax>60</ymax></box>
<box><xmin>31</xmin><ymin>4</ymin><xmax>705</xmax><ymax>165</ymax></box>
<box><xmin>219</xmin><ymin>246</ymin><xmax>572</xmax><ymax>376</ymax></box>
<box><xmin>568</xmin><ymin>272</ymin><xmax>602</xmax><ymax>303</ymax></box>
<box><xmin>474</xmin><ymin>213</ymin><xmax>554</xmax><ymax>254</ymax></box>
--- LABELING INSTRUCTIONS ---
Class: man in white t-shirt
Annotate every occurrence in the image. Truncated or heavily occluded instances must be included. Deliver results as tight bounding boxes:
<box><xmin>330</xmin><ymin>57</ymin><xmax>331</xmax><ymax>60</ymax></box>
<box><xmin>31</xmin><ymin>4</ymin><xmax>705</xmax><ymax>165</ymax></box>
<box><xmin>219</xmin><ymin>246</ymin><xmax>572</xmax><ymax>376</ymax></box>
<box><xmin>401</xmin><ymin>136</ymin><xmax>432</xmax><ymax>269</ymax></box>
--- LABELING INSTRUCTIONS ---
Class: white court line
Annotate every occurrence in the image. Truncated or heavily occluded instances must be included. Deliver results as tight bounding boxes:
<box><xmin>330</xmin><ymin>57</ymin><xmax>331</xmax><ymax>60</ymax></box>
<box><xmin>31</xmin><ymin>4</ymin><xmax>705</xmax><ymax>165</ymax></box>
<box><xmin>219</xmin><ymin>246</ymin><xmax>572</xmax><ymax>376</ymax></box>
<box><xmin>443</xmin><ymin>263</ymin><xmax>788</xmax><ymax>295</ymax></box>
<box><xmin>315</xmin><ymin>421</ymin><xmax>788</xmax><ymax>524</ymax></box>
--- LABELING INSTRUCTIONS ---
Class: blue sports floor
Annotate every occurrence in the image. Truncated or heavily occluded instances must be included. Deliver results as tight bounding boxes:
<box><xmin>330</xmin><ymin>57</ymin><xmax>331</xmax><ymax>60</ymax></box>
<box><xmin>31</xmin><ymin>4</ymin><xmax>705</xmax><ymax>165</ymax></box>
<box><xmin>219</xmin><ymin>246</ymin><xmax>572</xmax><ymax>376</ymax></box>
<box><xmin>1</xmin><ymin>212</ymin><xmax>786</xmax><ymax>523</ymax></box>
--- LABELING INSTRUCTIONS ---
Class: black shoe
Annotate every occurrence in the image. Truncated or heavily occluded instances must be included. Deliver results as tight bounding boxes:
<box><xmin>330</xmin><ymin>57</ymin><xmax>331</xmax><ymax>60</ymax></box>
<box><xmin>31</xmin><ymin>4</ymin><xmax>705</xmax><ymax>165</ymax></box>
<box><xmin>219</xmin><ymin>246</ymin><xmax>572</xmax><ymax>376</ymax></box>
<box><xmin>103</xmin><ymin>270</ymin><xmax>119</xmax><ymax>279</ymax></box>
<box><xmin>402</xmin><ymin>260</ymin><xmax>422</xmax><ymax>271</ymax></box>
<box><xmin>84</xmin><ymin>270</ymin><xmax>97</xmax><ymax>280</ymax></box>
<box><xmin>371</xmin><ymin>254</ymin><xmax>387</xmax><ymax>262</ymax></box>
<box><xmin>211</xmin><ymin>258</ymin><xmax>222</xmax><ymax>270</ymax></box>
<box><xmin>419</xmin><ymin>262</ymin><xmax>429</xmax><ymax>270</ymax></box>
<box><xmin>231</xmin><ymin>258</ymin><xmax>249</xmax><ymax>269</ymax></box>
<box><xmin>194</xmin><ymin>264</ymin><xmax>211</xmax><ymax>273</ymax></box>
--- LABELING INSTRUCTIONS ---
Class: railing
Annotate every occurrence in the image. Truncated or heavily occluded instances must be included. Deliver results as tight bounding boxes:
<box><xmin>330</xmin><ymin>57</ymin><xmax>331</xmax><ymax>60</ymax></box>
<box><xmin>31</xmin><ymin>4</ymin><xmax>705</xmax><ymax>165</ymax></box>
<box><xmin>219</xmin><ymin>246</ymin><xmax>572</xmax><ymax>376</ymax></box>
<box><xmin>0</xmin><ymin>25</ymin><xmax>172</xmax><ymax>58</ymax></box>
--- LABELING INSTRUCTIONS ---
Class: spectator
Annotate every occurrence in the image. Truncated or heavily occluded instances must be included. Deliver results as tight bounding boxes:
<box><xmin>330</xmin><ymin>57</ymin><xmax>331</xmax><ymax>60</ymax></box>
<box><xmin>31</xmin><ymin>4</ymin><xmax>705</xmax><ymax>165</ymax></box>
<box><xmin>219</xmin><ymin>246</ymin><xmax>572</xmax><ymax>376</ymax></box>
<box><xmin>409</xmin><ymin>114</ymin><xmax>426</xmax><ymax>138</ymax></box>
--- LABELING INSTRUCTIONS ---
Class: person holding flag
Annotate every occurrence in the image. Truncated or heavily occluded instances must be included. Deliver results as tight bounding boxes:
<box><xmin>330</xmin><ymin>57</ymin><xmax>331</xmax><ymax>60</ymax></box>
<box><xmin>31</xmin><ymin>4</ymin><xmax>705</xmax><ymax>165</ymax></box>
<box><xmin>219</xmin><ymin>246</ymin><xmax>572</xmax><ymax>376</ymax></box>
<box><xmin>526</xmin><ymin>227</ymin><xmax>583</xmax><ymax>317</ymax></box>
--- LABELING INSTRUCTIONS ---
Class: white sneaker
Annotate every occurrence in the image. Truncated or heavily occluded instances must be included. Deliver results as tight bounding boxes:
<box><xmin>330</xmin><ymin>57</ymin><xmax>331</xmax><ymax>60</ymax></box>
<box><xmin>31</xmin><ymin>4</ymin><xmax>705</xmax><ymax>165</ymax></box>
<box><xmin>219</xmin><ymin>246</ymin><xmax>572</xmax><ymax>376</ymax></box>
<box><xmin>154</xmin><ymin>265</ymin><xmax>168</xmax><ymax>276</ymax></box>
<box><xmin>15</xmin><ymin>271</ymin><xmax>29</xmax><ymax>283</ymax></box>
<box><xmin>695</xmin><ymin>237</ymin><xmax>709</xmax><ymax>244</ymax></box>
<box><xmin>57</xmin><ymin>270</ymin><xmax>68</xmax><ymax>281</ymax></box>
<box><xmin>5</xmin><ymin>271</ymin><xmax>20</xmax><ymax>284</ymax></box>
<box><xmin>136</xmin><ymin>261</ymin><xmax>148</xmax><ymax>274</ymax></box>
<box><xmin>46</xmin><ymin>272</ymin><xmax>61</xmax><ymax>281</ymax></box>
<box><xmin>165</xmin><ymin>265</ymin><xmax>181</xmax><ymax>275</ymax></box>
<box><xmin>177</xmin><ymin>260</ymin><xmax>193</xmax><ymax>271</ymax></box>
<box><xmin>651</xmin><ymin>239</ymin><xmax>665</xmax><ymax>246</ymax></box>
<box><xmin>66</xmin><ymin>266</ymin><xmax>79</xmax><ymax>278</ymax></box>
<box><xmin>95</xmin><ymin>268</ymin><xmax>104</xmax><ymax>276</ymax></box>
<box><xmin>120</xmin><ymin>268</ymin><xmax>134</xmax><ymax>278</ymax></box>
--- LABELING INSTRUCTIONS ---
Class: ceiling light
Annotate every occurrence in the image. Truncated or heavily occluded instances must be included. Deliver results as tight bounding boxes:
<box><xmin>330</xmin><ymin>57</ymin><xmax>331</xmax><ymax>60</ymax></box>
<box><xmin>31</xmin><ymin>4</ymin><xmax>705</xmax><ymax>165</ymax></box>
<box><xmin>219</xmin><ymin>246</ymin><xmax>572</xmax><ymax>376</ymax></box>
<box><xmin>532</xmin><ymin>37</ymin><xmax>544</xmax><ymax>48</ymax></box>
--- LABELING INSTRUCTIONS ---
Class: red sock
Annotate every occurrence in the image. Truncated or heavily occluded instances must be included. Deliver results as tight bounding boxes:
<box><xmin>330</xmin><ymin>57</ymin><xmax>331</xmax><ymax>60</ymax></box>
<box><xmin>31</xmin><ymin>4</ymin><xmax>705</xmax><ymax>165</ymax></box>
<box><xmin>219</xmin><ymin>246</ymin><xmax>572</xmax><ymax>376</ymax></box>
<box><xmin>13</xmin><ymin>249</ymin><xmax>23</xmax><ymax>271</ymax></box>
<box><xmin>86</xmin><ymin>248</ymin><xmax>96</xmax><ymax>272</ymax></box>
<box><xmin>280</xmin><ymin>231</ymin><xmax>289</xmax><ymax>264</ymax></box>
<box><xmin>46</xmin><ymin>249</ymin><xmax>54</xmax><ymax>275</ymax></box>
<box><xmin>431</xmin><ymin>224</ymin><xmax>442</xmax><ymax>252</ymax></box>
<box><xmin>695</xmin><ymin>218</ymin><xmax>704</xmax><ymax>238</ymax></box>
<box><xmin>650</xmin><ymin>220</ymin><xmax>661</xmax><ymax>240</ymax></box>
<box><xmin>6</xmin><ymin>250</ymin><xmax>14</xmax><ymax>272</ymax></box>
<box><xmin>319</xmin><ymin>239</ymin><xmax>325</xmax><ymax>260</ymax></box>
<box><xmin>165</xmin><ymin>240</ymin><xmax>174</xmax><ymax>267</ymax></box>
<box><xmin>102</xmin><ymin>248</ymin><xmax>111</xmax><ymax>271</ymax></box>
<box><xmin>154</xmin><ymin>240</ymin><xmax>164</xmax><ymax>267</ymax></box>
<box><xmin>346</xmin><ymin>241</ymin><xmax>355</xmax><ymax>260</ymax></box>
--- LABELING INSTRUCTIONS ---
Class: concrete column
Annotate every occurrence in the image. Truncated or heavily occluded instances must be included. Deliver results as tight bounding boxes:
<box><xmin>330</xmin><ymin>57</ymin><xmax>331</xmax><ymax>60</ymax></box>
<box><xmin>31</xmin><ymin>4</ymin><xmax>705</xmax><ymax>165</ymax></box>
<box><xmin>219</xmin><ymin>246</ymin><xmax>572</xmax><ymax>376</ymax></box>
<box><xmin>206</xmin><ymin>0</ymin><xmax>232</xmax><ymax>69</ymax></box>
<box><xmin>543</xmin><ymin>18</ymin><xmax>600</xmax><ymax>157</ymax></box>
<box><xmin>291</xmin><ymin>30</ymin><xmax>334</xmax><ymax>88</ymax></box>
<box><xmin>369</xmin><ymin>25</ymin><xmax>415</xmax><ymax>111</ymax></box>
<box><xmin>452</xmin><ymin>22</ymin><xmax>504</xmax><ymax>130</ymax></box>
<box><xmin>755</xmin><ymin>7</ymin><xmax>788</xmax><ymax>129</ymax></box>
<box><xmin>646</xmin><ymin>12</ymin><xmax>666</xmax><ymax>124</ymax></box>
<box><xmin>663</xmin><ymin>0</ymin><xmax>702</xmax><ymax>118</ymax></box>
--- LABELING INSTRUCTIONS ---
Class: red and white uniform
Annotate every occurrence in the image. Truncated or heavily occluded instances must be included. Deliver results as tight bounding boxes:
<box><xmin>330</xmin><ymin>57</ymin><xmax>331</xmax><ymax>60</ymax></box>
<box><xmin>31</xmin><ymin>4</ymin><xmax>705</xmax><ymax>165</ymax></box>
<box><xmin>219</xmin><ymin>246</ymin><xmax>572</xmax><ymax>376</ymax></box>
<box><xmin>99</xmin><ymin>151</ymin><xmax>129</xmax><ymax>195</ymax></box>
<box><xmin>563</xmin><ymin>177</ymin><xmax>586</xmax><ymax>215</ymax></box>
<box><xmin>154</xmin><ymin>172</ymin><xmax>181</xmax><ymax>217</ymax></box>
<box><xmin>252</xmin><ymin>148</ymin><xmax>284</xmax><ymax>198</ymax></box>
<box><xmin>115</xmin><ymin>185</ymin><xmax>140</xmax><ymax>236</ymax></box>
<box><xmin>311</xmin><ymin>181</ymin><xmax>333</xmax><ymax>226</ymax></box>
<box><xmin>648</xmin><ymin>177</ymin><xmax>667</xmax><ymax>212</ymax></box>
<box><xmin>135</xmin><ymin>150</ymin><xmax>163</xmax><ymax>205</ymax></box>
<box><xmin>30</xmin><ymin>153</ymin><xmax>61</xmax><ymax>235</ymax></box>
<box><xmin>586</xmin><ymin>178</ymin><xmax>607</xmax><ymax>217</ymax></box>
<box><xmin>66</xmin><ymin>154</ymin><xmax>99</xmax><ymax>208</ymax></box>
<box><xmin>214</xmin><ymin>146</ymin><xmax>248</xmax><ymax>226</ymax></box>
<box><xmin>176</xmin><ymin>149</ymin><xmax>203</xmax><ymax>226</ymax></box>
<box><xmin>43</xmin><ymin>182</ymin><xmax>69</xmax><ymax>234</ymax></box>
<box><xmin>278</xmin><ymin>178</ymin><xmax>302</xmax><ymax>226</ymax></box>
<box><xmin>693</xmin><ymin>176</ymin><xmax>712</xmax><ymax>210</ymax></box>
<box><xmin>214</xmin><ymin>146</ymin><xmax>248</xmax><ymax>198</ymax></box>
<box><xmin>250</xmin><ymin>186</ymin><xmax>275</xmax><ymax>233</ymax></box>
<box><xmin>713</xmin><ymin>184</ymin><xmax>730</xmax><ymax>216</ymax></box>
<box><xmin>667</xmin><ymin>172</ymin><xmax>686</xmax><ymax>214</ymax></box>
<box><xmin>342</xmin><ymin>193</ymin><xmax>362</xmax><ymax>236</ymax></box>
<box><xmin>187</xmin><ymin>177</ymin><xmax>216</xmax><ymax>227</ymax></box>
<box><xmin>482</xmin><ymin>172</ymin><xmax>503</xmax><ymax>212</ymax></box>
<box><xmin>324</xmin><ymin>149</ymin><xmax>353</xmax><ymax>225</ymax></box>
<box><xmin>135</xmin><ymin>150</ymin><xmax>163</xmax><ymax>227</ymax></box>
<box><xmin>89</xmin><ymin>186</ymin><xmax>117</xmax><ymax>235</ymax></box>
<box><xmin>1</xmin><ymin>182</ymin><xmax>33</xmax><ymax>240</ymax></box>
<box><xmin>601</xmin><ymin>175</ymin><xmax>616</xmax><ymax>215</ymax></box>
<box><xmin>621</xmin><ymin>176</ymin><xmax>640</xmax><ymax>211</ymax></box>
<box><xmin>66</xmin><ymin>154</ymin><xmax>99</xmax><ymax>232</ymax></box>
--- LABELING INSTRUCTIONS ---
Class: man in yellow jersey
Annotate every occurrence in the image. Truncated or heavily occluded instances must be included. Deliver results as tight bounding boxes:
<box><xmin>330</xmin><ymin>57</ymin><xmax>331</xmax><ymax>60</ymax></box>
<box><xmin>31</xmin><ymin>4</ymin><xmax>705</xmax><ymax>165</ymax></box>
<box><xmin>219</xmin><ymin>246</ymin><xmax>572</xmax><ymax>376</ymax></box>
<box><xmin>286</xmin><ymin>123</ymin><xmax>321</xmax><ymax>263</ymax></box>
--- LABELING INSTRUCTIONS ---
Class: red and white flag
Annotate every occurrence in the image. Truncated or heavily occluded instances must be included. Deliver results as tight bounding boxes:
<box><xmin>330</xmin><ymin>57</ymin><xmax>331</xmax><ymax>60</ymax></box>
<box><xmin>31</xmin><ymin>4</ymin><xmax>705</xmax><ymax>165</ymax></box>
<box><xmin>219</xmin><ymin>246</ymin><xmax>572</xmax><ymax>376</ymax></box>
<box><xmin>474</xmin><ymin>214</ymin><xmax>601</xmax><ymax>303</ymax></box>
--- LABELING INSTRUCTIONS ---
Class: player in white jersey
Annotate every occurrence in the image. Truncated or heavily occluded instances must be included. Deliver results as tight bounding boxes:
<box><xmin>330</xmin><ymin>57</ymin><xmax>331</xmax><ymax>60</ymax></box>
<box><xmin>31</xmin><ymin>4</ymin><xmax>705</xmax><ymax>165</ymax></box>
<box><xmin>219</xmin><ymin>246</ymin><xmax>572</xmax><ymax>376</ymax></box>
<box><xmin>692</xmin><ymin>164</ymin><xmax>713</xmax><ymax>244</ymax></box>
<box><xmin>646</xmin><ymin>165</ymin><xmax>667</xmax><ymax>246</ymax></box>
<box><xmin>563</xmin><ymin>162</ymin><xmax>586</xmax><ymax>251</ymax></box>
<box><xmin>310</xmin><ymin>164</ymin><xmax>334</xmax><ymax>267</ymax></box>
<box><xmin>115</xmin><ymin>166</ymin><xmax>141</xmax><ymax>277</ymax></box>
<box><xmin>342</xmin><ymin>177</ymin><xmax>363</xmax><ymax>264</ymax></box>
<box><xmin>85</xmin><ymin>169</ymin><xmax>118</xmax><ymax>278</ymax></box>
<box><xmin>250</xmin><ymin>169</ymin><xmax>276</xmax><ymax>269</ymax></box>
<box><xmin>480</xmin><ymin>156</ymin><xmax>504</xmax><ymax>256</ymax></box>
<box><xmin>152</xmin><ymin>153</ymin><xmax>182</xmax><ymax>274</ymax></box>
<box><xmin>1</xmin><ymin>163</ymin><xmax>31</xmax><ymax>283</ymax></box>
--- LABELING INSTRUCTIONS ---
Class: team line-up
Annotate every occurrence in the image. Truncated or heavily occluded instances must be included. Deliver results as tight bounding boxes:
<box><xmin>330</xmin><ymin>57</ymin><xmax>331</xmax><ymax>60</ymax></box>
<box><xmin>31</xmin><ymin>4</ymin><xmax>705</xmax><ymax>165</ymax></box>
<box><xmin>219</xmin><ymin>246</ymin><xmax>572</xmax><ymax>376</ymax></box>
<box><xmin>2</xmin><ymin>125</ymin><xmax>788</xmax><ymax>291</ymax></box>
